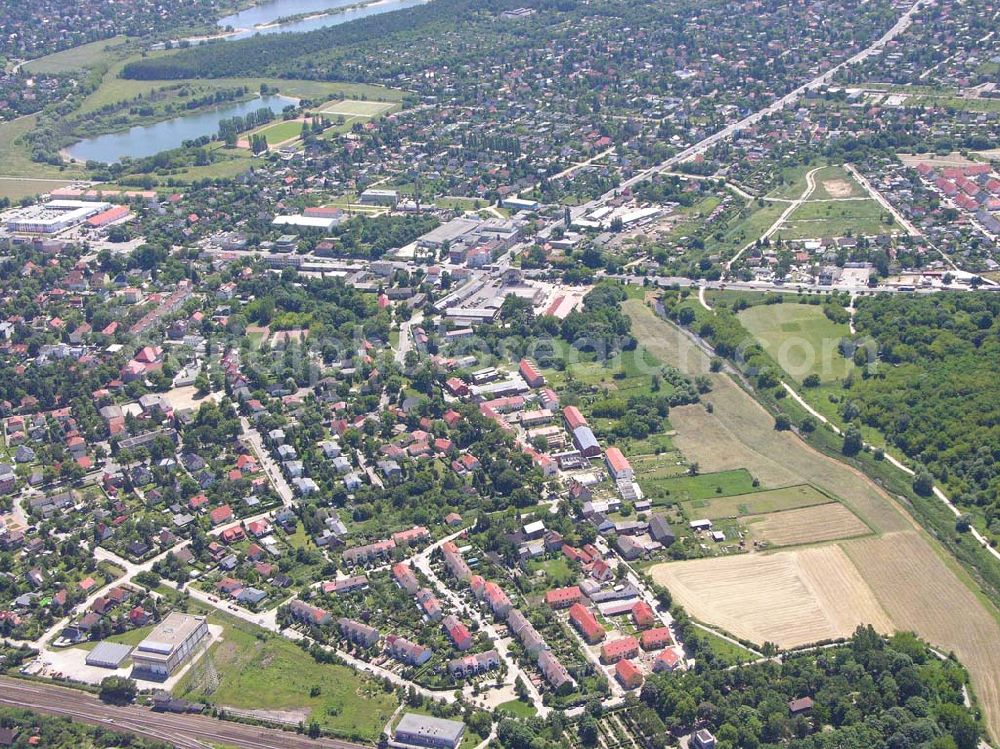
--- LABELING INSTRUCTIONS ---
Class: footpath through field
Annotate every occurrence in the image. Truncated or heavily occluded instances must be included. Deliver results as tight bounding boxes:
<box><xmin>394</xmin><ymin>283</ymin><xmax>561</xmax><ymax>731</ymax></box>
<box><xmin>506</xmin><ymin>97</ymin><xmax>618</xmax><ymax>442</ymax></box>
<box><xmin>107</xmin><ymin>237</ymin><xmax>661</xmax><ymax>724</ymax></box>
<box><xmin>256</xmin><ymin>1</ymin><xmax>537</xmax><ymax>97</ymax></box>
<box><xmin>624</xmin><ymin>300</ymin><xmax>1000</xmax><ymax>743</ymax></box>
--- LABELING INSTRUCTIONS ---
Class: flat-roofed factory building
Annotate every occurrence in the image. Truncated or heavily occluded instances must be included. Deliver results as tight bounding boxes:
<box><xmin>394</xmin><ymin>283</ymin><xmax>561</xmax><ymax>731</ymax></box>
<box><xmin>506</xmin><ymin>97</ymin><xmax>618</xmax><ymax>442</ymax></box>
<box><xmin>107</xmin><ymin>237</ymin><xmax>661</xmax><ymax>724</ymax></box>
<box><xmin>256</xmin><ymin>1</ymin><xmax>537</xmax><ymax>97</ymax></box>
<box><xmin>131</xmin><ymin>612</ymin><xmax>209</xmax><ymax>679</ymax></box>
<box><xmin>394</xmin><ymin>712</ymin><xmax>466</xmax><ymax>749</ymax></box>
<box><xmin>5</xmin><ymin>199</ymin><xmax>111</xmax><ymax>234</ymax></box>
<box><xmin>85</xmin><ymin>641</ymin><xmax>133</xmax><ymax>669</ymax></box>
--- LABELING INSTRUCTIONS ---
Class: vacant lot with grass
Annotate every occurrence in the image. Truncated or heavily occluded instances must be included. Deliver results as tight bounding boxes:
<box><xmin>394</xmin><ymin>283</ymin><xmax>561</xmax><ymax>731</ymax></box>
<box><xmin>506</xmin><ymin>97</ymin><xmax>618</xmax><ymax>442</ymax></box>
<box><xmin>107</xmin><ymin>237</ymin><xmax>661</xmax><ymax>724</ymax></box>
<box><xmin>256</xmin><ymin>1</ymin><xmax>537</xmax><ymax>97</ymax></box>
<box><xmin>764</xmin><ymin>162</ymin><xmax>817</xmax><ymax>201</ymax></box>
<box><xmin>737</xmin><ymin>303</ymin><xmax>854</xmax><ymax>383</ymax></box>
<box><xmin>0</xmin><ymin>116</ymin><xmax>86</xmax><ymax>178</ymax></box>
<box><xmin>175</xmin><ymin>619</ymin><xmax>396</xmax><ymax>741</ymax></box>
<box><xmin>622</xmin><ymin>299</ymin><xmax>712</xmax><ymax>375</ymax></box>
<box><xmin>0</xmin><ymin>177</ymin><xmax>74</xmax><ymax>201</ymax></box>
<box><xmin>651</xmin><ymin>545</ymin><xmax>894</xmax><ymax>648</ymax></box>
<box><xmin>702</xmin><ymin>200</ymin><xmax>787</xmax><ymax>259</ymax></box>
<box><xmin>23</xmin><ymin>36</ymin><xmax>130</xmax><ymax>74</ymax></box>
<box><xmin>809</xmin><ymin>165</ymin><xmax>865</xmax><ymax>200</ymax></box>
<box><xmin>747</xmin><ymin>503</ymin><xmax>871</xmax><ymax>546</ymax></box>
<box><xmin>778</xmin><ymin>198</ymin><xmax>889</xmax><ymax>240</ymax></box>
<box><xmin>685</xmin><ymin>484</ymin><xmax>831</xmax><ymax>520</ymax></box>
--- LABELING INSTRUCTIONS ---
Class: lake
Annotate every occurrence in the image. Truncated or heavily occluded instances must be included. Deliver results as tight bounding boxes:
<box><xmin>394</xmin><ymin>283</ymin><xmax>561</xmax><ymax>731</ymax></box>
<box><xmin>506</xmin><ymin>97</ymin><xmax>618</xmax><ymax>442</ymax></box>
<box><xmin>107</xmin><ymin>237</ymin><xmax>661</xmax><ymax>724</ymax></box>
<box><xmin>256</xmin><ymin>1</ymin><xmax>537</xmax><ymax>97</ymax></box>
<box><xmin>218</xmin><ymin>0</ymin><xmax>430</xmax><ymax>40</ymax></box>
<box><xmin>65</xmin><ymin>94</ymin><xmax>298</xmax><ymax>164</ymax></box>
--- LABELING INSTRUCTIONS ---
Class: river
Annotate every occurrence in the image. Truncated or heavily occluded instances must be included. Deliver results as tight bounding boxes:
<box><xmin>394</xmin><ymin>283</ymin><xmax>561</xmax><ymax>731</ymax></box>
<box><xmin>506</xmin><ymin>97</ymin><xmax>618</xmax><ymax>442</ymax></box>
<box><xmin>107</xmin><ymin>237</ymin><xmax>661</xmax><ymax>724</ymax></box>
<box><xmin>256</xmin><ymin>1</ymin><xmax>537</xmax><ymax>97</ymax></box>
<box><xmin>217</xmin><ymin>0</ymin><xmax>429</xmax><ymax>40</ymax></box>
<box><xmin>65</xmin><ymin>94</ymin><xmax>297</xmax><ymax>164</ymax></box>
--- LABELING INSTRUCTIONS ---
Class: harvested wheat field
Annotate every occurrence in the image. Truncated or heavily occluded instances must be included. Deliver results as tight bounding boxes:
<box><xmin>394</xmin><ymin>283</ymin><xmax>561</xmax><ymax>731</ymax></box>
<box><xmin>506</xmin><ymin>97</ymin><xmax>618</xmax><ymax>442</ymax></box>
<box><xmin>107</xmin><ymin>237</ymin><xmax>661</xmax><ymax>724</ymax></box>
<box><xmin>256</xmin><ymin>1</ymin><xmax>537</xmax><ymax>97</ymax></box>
<box><xmin>844</xmin><ymin>532</ymin><xmax>1000</xmax><ymax>742</ymax></box>
<box><xmin>651</xmin><ymin>546</ymin><xmax>893</xmax><ymax>648</ymax></box>
<box><xmin>632</xmin><ymin>304</ymin><xmax>1000</xmax><ymax>742</ymax></box>
<box><xmin>747</xmin><ymin>503</ymin><xmax>870</xmax><ymax>547</ymax></box>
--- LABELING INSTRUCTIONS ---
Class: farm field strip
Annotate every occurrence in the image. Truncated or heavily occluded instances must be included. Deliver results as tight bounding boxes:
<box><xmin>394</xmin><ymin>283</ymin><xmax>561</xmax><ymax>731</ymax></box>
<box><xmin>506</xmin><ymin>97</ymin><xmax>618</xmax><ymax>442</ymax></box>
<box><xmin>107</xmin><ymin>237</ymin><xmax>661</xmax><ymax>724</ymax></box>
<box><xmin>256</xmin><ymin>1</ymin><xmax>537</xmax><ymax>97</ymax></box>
<box><xmin>638</xmin><ymin>467</ymin><xmax>760</xmax><ymax>501</ymax></box>
<box><xmin>650</xmin><ymin>545</ymin><xmax>894</xmax><ymax>648</ymax></box>
<box><xmin>684</xmin><ymin>483</ymin><xmax>832</xmax><ymax>520</ymax></box>
<box><xmin>746</xmin><ymin>503</ymin><xmax>871</xmax><ymax>546</ymax></box>
<box><xmin>627</xmin><ymin>302</ymin><xmax>1000</xmax><ymax>741</ymax></box>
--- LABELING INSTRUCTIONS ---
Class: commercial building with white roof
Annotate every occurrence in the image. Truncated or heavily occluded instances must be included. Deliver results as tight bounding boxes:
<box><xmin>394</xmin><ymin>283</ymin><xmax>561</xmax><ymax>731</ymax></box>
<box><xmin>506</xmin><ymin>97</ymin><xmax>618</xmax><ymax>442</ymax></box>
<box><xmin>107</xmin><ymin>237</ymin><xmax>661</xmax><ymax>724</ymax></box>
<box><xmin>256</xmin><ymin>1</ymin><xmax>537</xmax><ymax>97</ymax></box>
<box><xmin>5</xmin><ymin>200</ymin><xmax>111</xmax><ymax>234</ymax></box>
<box><xmin>131</xmin><ymin>612</ymin><xmax>208</xmax><ymax>678</ymax></box>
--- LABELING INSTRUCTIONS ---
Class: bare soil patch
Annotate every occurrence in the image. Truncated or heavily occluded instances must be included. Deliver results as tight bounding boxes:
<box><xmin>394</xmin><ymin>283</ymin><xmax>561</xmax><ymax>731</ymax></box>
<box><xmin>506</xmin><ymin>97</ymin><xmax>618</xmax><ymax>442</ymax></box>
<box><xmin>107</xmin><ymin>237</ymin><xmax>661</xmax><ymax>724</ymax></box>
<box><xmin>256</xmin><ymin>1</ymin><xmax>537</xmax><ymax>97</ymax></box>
<box><xmin>161</xmin><ymin>385</ymin><xmax>221</xmax><ymax>412</ymax></box>
<box><xmin>821</xmin><ymin>179</ymin><xmax>855</xmax><ymax>198</ymax></box>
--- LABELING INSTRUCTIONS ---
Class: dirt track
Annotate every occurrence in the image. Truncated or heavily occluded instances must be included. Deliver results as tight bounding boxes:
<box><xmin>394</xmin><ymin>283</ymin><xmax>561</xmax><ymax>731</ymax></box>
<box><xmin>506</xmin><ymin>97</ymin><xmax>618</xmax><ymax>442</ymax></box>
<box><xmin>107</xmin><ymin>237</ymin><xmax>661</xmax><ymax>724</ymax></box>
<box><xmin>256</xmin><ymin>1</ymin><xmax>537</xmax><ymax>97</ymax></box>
<box><xmin>627</xmin><ymin>301</ymin><xmax>1000</xmax><ymax>742</ymax></box>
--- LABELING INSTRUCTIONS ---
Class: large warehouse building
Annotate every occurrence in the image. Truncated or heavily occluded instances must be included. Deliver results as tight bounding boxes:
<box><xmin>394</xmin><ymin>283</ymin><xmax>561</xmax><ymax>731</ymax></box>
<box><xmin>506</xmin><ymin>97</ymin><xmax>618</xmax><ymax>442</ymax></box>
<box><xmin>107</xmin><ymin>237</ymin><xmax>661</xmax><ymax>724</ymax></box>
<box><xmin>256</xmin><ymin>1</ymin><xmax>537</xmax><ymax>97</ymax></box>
<box><xmin>5</xmin><ymin>200</ymin><xmax>111</xmax><ymax>234</ymax></box>
<box><xmin>131</xmin><ymin>612</ymin><xmax>209</xmax><ymax>679</ymax></box>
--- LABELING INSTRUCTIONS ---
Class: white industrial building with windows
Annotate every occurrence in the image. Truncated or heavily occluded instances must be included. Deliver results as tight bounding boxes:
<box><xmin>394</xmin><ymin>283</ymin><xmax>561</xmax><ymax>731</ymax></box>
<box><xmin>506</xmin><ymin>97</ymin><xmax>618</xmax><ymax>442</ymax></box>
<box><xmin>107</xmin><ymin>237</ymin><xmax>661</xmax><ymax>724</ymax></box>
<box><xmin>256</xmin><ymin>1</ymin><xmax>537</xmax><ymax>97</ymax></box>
<box><xmin>131</xmin><ymin>612</ymin><xmax>209</xmax><ymax>679</ymax></box>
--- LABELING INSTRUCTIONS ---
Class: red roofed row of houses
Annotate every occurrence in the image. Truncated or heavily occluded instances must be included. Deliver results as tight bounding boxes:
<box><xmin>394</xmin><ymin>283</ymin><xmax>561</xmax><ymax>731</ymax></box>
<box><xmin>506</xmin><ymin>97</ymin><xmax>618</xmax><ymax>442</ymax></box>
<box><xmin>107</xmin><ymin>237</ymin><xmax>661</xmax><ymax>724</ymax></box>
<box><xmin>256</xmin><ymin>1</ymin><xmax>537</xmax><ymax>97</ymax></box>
<box><xmin>615</xmin><ymin>658</ymin><xmax>643</xmax><ymax>690</ymax></box>
<box><xmin>441</xmin><ymin>541</ymin><xmax>471</xmax><ymax>581</ymax></box>
<box><xmin>470</xmin><ymin>575</ymin><xmax>513</xmax><ymax>618</ymax></box>
<box><xmin>562</xmin><ymin>405</ymin><xmax>588</xmax><ymax>431</ymax></box>
<box><xmin>386</xmin><ymin>633</ymin><xmax>432</xmax><ymax>666</ymax></box>
<box><xmin>519</xmin><ymin>358</ymin><xmax>544</xmax><ymax>388</ymax></box>
<box><xmin>545</xmin><ymin>585</ymin><xmax>583</xmax><ymax>609</ymax></box>
<box><xmin>391</xmin><ymin>525</ymin><xmax>430</xmax><ymax>546</ymax></box>
<box><xmin>569</xmin><ymin>602</ymin><xmax>605</xmax><ymax>644</ymax></box>
<box><xmin>289</xmin><ymin>600</ymin><xmax>332</xmax><ymax>626</ymax></box>
<box><xmin>601</xmin><ymin>636</ymin><xmax>640</xmax><ymax>664</ymax></box>
<box><xmin>442</xmin><ymin>614</ymin><xmax>473</xmax><ymax>651</ymax></box>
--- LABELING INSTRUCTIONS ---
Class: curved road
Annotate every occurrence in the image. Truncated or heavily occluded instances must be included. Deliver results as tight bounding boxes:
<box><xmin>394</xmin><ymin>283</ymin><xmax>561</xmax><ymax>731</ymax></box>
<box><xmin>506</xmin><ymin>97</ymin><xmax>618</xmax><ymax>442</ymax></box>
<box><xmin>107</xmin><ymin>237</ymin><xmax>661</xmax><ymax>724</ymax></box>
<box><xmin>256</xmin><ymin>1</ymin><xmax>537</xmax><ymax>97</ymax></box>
<box><xmin>726</xmin><ymin>165</ymin><xmax>822</xmax><ymax>270</ymax></box>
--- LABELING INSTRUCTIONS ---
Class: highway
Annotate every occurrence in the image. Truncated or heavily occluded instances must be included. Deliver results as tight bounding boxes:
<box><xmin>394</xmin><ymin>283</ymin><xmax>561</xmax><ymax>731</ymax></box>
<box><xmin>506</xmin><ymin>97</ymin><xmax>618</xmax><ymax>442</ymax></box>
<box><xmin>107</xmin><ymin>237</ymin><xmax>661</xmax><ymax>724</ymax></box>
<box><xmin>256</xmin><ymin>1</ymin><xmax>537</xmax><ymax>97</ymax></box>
<box><xmin>0</xmin><ymin>676</ymin><xmax>368</xmax><ymax>749</ymax></box>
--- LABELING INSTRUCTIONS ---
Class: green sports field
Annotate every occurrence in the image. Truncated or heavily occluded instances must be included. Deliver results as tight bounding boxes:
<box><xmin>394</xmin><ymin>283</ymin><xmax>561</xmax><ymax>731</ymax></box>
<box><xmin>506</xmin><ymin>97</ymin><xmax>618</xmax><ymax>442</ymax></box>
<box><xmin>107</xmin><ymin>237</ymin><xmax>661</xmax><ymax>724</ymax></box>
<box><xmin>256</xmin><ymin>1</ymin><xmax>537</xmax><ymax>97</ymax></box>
<box><xmin>319</xmin><ymin>98</ymin><xmax>396</xmax><ymax>116</ymax></box>
<box><xmin>255</xmin><ymin>119</ymin><xmax>305</xmax><ymax>145</ymax></box>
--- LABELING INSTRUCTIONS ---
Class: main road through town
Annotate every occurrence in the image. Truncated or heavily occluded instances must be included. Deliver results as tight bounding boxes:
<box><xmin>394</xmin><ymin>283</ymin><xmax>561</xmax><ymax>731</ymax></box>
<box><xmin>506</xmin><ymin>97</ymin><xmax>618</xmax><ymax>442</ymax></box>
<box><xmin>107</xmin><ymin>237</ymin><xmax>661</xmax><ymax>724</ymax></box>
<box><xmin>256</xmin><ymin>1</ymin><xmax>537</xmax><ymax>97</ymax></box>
<box><xmin>539</xmin><ymin>0</ymin><xmax>929</xmax><ymax>239</ymax></box>
<box><xmin>0</xmin><ymin>676</ymin><xmax>368</xmax><ymax>749</ymax></box>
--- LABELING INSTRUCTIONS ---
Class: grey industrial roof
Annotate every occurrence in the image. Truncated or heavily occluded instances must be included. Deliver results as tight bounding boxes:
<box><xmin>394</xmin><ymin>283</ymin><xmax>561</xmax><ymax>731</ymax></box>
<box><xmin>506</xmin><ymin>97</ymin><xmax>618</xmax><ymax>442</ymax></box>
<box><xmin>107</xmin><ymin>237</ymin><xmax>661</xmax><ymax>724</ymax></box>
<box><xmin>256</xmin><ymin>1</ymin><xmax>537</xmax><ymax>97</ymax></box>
<box><xmin>395</xmin><ymin>712</ymin><xmax>465</xmax><ymax>744</ymax></box>
<box><xmin>85</xmin><ymin>641</ymin><xmax>133</xmax><ymax>668</ymax></box>
<box><xmin>572</xmin><ymin>425</ymin><xmax>599</xmax><ymax>451</ymax></box>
